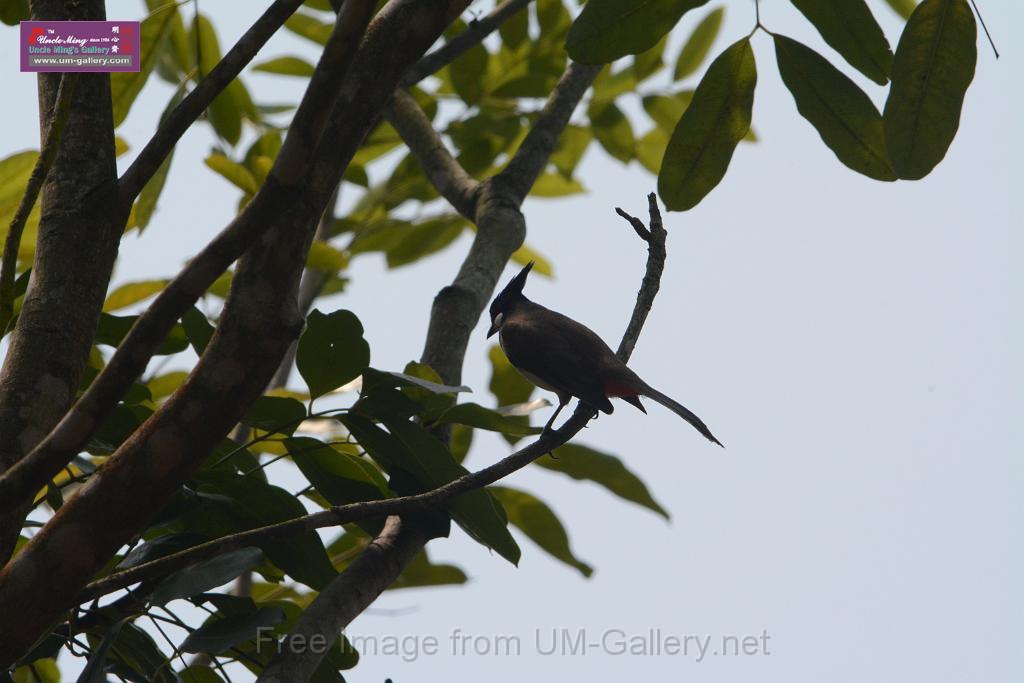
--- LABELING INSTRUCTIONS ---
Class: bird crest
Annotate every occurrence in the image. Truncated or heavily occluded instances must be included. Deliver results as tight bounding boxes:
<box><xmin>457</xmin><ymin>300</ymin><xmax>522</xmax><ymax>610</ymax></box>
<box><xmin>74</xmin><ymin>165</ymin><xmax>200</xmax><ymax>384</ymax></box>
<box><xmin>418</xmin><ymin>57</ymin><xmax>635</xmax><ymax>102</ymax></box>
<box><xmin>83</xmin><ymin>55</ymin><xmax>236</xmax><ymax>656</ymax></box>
<box><xmin>498</xmin><ymin>260</ymin><xmax>533</xmax><ymax>298</ymax></box>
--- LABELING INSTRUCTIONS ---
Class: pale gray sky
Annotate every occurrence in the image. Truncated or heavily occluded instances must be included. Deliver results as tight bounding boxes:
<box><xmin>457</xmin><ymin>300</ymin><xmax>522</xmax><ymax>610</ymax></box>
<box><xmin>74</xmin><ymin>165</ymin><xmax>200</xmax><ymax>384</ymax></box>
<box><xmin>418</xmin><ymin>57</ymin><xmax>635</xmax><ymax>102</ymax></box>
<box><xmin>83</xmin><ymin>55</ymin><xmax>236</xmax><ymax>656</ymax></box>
<box><xmin>2</xmin><ymin>1</ymin><xmax>1020</xmax><ymax>681</ymax></box>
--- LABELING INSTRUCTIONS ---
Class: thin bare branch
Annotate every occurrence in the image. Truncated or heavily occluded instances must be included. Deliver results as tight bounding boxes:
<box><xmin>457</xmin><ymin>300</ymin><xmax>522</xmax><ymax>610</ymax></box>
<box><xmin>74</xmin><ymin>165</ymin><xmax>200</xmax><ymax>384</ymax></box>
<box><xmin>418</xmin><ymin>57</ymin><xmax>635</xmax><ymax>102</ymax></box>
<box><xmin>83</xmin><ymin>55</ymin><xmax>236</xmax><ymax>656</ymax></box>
<box><xmin>0</xmin><ymin>73</ymin><xmax>78</xmax><ymax>334</ymax></box>
<box><xmin>119</xmin><ymin>0</ymin><xmax>306</xmax><ymax>205</ymax></box>
<box><xmin>614</xmin><ymin>193</ymin><xmax>665</xmax><ymax>361</ymax></box>
<box><xmin>402</xmin><ymin>0</ymin><xmax>534</xmax><ymax>86</ymax></box>
<box><xmin>385</xmin><ymin>90</ymin><xmax>479</xmax><ymax>219</ymax></box>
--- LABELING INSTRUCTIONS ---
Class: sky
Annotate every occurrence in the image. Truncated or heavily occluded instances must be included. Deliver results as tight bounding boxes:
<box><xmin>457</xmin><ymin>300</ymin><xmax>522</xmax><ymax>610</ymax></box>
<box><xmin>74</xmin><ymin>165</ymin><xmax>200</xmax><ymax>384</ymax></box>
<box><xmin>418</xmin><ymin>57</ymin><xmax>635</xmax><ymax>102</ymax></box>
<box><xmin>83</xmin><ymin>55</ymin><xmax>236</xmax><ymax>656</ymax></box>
<box><xmin>1</xmin><ymin>1</ymin><xmax>1020</xmax><ymax>681</ymax></box>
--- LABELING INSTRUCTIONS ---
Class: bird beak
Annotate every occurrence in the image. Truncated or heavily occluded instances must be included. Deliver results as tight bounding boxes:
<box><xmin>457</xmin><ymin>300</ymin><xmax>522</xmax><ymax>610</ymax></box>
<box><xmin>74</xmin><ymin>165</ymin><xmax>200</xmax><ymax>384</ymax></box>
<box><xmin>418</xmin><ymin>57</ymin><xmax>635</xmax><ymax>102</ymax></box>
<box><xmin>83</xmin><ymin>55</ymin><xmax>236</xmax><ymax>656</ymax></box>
<box><xmin>486</xmin><ymin>321</ymin><xmax>499</xmax><ymax>338</ymax></box>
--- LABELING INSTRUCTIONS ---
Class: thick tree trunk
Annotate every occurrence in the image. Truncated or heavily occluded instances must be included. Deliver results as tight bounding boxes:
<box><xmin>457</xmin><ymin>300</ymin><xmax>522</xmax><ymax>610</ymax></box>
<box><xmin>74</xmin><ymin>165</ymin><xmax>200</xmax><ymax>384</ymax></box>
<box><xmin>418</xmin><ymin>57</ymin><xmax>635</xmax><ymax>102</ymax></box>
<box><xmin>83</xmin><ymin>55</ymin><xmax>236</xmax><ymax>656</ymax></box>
<box><xmin>0</xmin><ymin>0</ymin><xmax>120</xmax><ymax>563</ymax></box>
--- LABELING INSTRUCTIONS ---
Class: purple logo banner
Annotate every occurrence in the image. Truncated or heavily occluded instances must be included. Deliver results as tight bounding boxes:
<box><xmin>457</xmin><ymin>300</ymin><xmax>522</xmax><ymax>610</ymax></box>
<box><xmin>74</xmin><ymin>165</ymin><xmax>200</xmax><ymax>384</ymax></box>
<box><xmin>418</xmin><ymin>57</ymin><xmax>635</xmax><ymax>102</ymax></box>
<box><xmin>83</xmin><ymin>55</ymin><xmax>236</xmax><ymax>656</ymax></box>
<box><xmin>20</xmin><ymin>20</ymin><xmax>141</xmax><ymax>73</ymax></box>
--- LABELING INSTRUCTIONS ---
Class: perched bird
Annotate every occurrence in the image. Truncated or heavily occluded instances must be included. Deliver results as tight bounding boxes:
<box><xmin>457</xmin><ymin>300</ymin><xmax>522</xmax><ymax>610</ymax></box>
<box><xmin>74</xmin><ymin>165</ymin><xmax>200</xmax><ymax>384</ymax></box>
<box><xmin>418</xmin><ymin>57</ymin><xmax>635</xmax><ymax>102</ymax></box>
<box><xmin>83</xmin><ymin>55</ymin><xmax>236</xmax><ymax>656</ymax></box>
<box><xmin>487</xmin><ymin>261</ymin><xmax>722</xmax><ymax>446</ymax></box>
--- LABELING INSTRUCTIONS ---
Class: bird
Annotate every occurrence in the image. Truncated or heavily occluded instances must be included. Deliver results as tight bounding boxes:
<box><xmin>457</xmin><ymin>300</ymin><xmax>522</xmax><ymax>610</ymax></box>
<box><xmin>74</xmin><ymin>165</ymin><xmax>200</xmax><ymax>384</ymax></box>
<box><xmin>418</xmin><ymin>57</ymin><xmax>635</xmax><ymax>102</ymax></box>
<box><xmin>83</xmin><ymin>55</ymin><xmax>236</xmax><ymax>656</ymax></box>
<box><xmin>487</xmin><ymin>261</ymin><xmax>723</xmax><ymax>446</ymax></box>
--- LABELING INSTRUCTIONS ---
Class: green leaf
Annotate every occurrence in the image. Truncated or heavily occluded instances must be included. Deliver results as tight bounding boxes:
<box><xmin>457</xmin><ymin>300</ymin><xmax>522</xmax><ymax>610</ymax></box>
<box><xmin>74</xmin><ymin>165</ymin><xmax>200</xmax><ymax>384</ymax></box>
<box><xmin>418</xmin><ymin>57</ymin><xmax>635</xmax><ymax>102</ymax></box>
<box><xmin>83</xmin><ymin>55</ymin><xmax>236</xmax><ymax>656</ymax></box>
<box><xmin>674</xmin><ymin>7</ymin><xmax>725</xmax><ymax>80</ymax></box>
<box><xmin>181</xmin><ymin>606</ymin><xmax>286</xmax><ymax>654</ymax></box>
<box><xmin>433</xmin><ymin>402</ymin><xmax>542</xmax><ymax>436</ymax></box>
<box><xmin>252</xmin><ymin>55</ymin><xmax>316</xmax><ymax>77</ymax></box>
<box><xmin>103</xmin><ymin>280</ymin><xmax>168</xmax><ymax>312</ymax></box>
<box><xmin>530</xmin><ymin>173</ymin><xmax>585</xmax><ymax>197</ymax></box>
<box><xmin>287</xmin><ymin>436</ymin><xmax>390</xmax><ymax>505</ymax></box>
<box><xmin>194</xmin><ymin>471</ymin><xmax>338</xmax><ymax>589</ymax></box>
<box><xmin>510</xmin><ymin>244</ymin><xmax>554</xmax><ymax>278</ymax></box>
<box><xmin>110</xmin><ymin>6</ymin><xmax>176</xmax><ymax>127</ymax></box>
<box><xmin>499</xmin><ymin>4</ymin><xmax>530</xmax><ymax>48</ymax></box>
<box><xmin>118</xmin><ymin>533</ymin><xmax>206</xmax><ymax>569</ymax></box>
<box><xmin>588</xmin><ymin>101</ymin><xmax>635</xmax><ymax>163</ymax></box>
<box><xmin>883</xmin><ymin>0</ymin><xmax>977</xmax><ymax>179</ymax></box>
<box><xmin>658</xmin><ymin>38</ymin><xmax>756</xmax><ymax>211</ymax></box>
<box><xmin>145</xmin><ymin>0</ymin><xmax>192</xmax><ymax>76</ymax></box>
<box><xmin>0</xmin><ymin>150</ymin><xmax>40</xmax><ymax>264</ymax></box>
<box><xmin>491</xmin><ymin>486</ymin><xmax>593</xmax><ymax>577</ymax></box>
<box><xmin>448</xmin><ymin>24</ymin><xmax>489</xmax><ymax>105</ymax></box>
<box><xmin>192</xmin><ymin>15</ymin><xmax>244</xmax><ymax>144</ymax></box>
<box><xmin>382</xmin><ymin>418</ymin><xmax>520</xmax><ymax>564</ymax></box>
<box><xmin>79</xmin><ymin>619</ymin><xmax>128</xmax><ymax>683</ymax></box>
<box><xmin>389</xmin><ymin>548</ymin><xmax>468</xmax><ymax>589</ymax></box>
<box><xmin>181</xmin><ymin>306</ymin><xmax>215</xmax><ymax>355</ymax></box>
<box><xmin>488</xmin><ymin>344</ymin><xmax>534</xmax><ymax>407</ymax></box>
<box><xmin>385</xmin><ymin>215</ymin><xmax>466</xmax><ymax>268</ymax></box>
<box><xmin>790</xmin><ymin>0</ymin><xmax>893</xmax><ymax>86</ymax></box>
<box><xmin>147</xmin><ymin>370</ymin><xmax>188</xmax><ymax>401</ymax></box>
<box><xmin>774</xmin><ymin>35</ymin><xmax>896</xmax><ymax>181</ymax></box>
<box><xmin>285</xmin><ymin>11</ymin><xmax>334</xmax><ymax>44</ymax></box>
<box><xmin>177</xmin><ymin>666</ymin><xmax>226</xmax><ymax>683</ymax></box>
<box><xmin>135</xmin><ymin>89</ymin><xmax>184</xmax><ymax>232</ymax></box>
<box><xmin>102</xmin><ymin>623</ymin><xmax>176</xmax><ymax>683</ymax></box>
<box><xmin>306</xmin><ymin>240</ymin><xmax>348</xmax><ymax>274</ymax></box>
<box><xmin>362</xmin><ymin>367</ymin><xmax>470</xmax><ymax>396</ymax></box>
<box><xmin>632</xmin><ymin>34</ymin><xmax>668</xmax><ymax>82</ymax></box>
<box><xmin>150</xmin><ymin>547</ymin><xmax>264</xmax><ymax>606</ymax></box>
<box><xmin>241</xmin><ymin>396</ymin><xmax>307</xmax><ymax>435</ymax></box>
<box><xmin>884</xmin><ymin>0</ymin><xmax>918</xmax><ymax>19</ymax></box>
<box><xmin>205</xmin><ymin>153</ymin><xmax>259</xmax><ymax>194</ymax></box>
<box><xmin>536</xmin><ymin>443</ymin><xmax>669</xmax><ymax>518</ymax></box>
<box><xmin>567</xmin><ymin>0</ymin><xmax>711</xmax><ymax>64</ymax></box>
<box><xmin>642</xmin><ymin>90</ymin><xmax>694</xmax><ymax>132</ymax></box>
<box><xmin>550</xmin><ymin>125</ymin><xmax>592</xmax><ymax>178</ymax></box>
<box><xmin>296</xmin><ymin>309</ymin><xmax>370</xmax><ymax>398</ymax></box>
<box><xmin>0</xmin><ymin>0</ymin><xmax>29</xmax><ymax>26</ymax></box>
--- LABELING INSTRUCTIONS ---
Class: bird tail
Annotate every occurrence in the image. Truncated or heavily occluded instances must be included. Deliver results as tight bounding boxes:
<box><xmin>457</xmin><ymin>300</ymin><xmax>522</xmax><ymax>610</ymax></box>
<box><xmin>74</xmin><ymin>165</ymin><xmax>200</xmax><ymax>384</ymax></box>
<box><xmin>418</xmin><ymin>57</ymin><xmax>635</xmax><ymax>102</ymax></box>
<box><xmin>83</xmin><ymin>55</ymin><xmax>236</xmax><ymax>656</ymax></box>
<box><xmin>640</xmin><ymin>385</ymin><xmax>723</xmax><ymax>447</ymax></box>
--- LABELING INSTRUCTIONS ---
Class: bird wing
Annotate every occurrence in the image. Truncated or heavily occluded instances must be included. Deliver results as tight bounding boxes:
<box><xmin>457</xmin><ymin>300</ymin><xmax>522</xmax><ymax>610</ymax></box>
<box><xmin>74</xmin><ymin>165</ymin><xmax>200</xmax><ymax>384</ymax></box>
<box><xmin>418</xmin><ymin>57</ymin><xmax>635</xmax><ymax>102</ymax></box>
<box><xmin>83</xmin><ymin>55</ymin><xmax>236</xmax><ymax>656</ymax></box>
<box><xmin>499</xmin><ymin>307</ymin><xmax>615</xmax><ymax>413</ymax></box>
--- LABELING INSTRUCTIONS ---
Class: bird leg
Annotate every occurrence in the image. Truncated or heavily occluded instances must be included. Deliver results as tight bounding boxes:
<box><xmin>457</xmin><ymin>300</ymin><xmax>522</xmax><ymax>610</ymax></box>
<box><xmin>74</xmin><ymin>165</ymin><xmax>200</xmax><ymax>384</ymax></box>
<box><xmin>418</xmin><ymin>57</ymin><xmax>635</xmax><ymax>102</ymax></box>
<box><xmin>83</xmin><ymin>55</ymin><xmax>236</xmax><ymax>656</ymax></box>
<box><xmin>541</xmin><ymin>398</ymin><xmax>568</xmax><ymax>436</ymax></box>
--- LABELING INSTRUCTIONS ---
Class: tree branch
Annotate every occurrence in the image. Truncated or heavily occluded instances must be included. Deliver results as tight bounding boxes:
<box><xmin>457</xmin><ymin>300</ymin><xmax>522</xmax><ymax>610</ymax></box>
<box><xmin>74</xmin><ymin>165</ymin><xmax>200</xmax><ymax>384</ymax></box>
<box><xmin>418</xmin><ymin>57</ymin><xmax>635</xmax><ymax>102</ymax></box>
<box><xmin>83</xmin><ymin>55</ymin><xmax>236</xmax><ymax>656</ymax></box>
<box><xmin>118</xmin><ymin>0</ymin><xmax>306</xmax><ymax>205</ymax></box>
<box><xmin>384</xmin><ymin>89</ymin><xmax>479</xmax><ymax>219</ymax></box>
<box><xmin>0</xmin><ymin>0</ymin><xmax>121</xmax><ymax>564</ymax></box>
<box><xmin>0</xmin><ymin>0</ymin><xmax>472</xmax><ymax>667</ymax></box>
<box><xmin>401</xmin><ymin>0</ymin><xmax>533</xmax><ymax>86</ymax></box>
<box><xmin>77</xmin><ymin>193</ymin><xmax>670</xmax><ymax>607</ymax></box>
<box><xmin>0</xmin><ymin>0</ymin><xmax>376</xmax><ymax>517</ymax></box>
<box><xmin>255</xmin><ymin>516</ymin><xmax>426</xmax><ymax>682</ymax></box>
<box><xmin>0</xmin><ymin>73</ymin><xmax>78</xmax><ymax>335</ymax></box>
<box><xmin>495</xmin><ymin>62</ymin><xmax>601</xmax><ymax>204</ymax></box>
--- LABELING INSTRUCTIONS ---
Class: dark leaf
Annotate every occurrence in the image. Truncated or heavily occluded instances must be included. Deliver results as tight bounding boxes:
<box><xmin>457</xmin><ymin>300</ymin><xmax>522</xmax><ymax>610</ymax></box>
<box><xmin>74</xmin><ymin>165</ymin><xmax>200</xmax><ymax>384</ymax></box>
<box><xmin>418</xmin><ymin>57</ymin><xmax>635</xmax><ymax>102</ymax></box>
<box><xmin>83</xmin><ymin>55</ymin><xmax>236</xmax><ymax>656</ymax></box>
<box><xmin>536</xmin><ymin>443</ymin><xmax>669</xmax><ymax>518</ymax></box>
<box><xmin>181</xmin><ymin>306</ymin><xmax>215</xmax><ymax>355</ymax></box>
<box><xmin>193</xmin><ymin>471</ymin><xmax>338</xmax><ymax>589</ymax></box>
<box><xmin>252</xmin><ymin>55</ymin><xmax>315</xmax><ymax>77</ymax></box>
<box><xmin>492</xmin><ymin>486</ymin><xmax>593</xmax><ymax>577</ymax></box>
<box><xmin>389</xmin><ymin>548</ymin><xmax>468</xmax><ymax>589</ymax></box>
<box><xmin>674</xmin><ymin>7</ymin><xmax>725</xmax><ymax>80</ymax></box>
<box><xmin>382</xmin><ymin>418</ymin><xmax>520</xmax><ymax>564</ymax></box>
<box><xmin>110</xmin><ymin>7</ymin><xmax>176</xmax><ymax>127</ymax></box>
<box><xmin>567</xmin><ymin>0</ymin><xmax>711</xmax><ymax>63</ymax></box>
<box><xmin>287</xmin><ymin>436</ymin><xmax>390</xmax><ymax>505</ymax></box>
<box><xmin>774</xmin><ymin>35</ymin><xmax>896</xmax><ymax>180</ymax></box>
<box><xmin>296</xmin><ymin>309</ymin><xmax>370</xmax><ymax>398</ymax></box>
<box><xmin>790</xmin><ymin>0</ymin><xmax>893</xmax><ymax>85</ymax></box>
<box><xmin>181</xmin><ymin>607</ymin><xmax>286</xmax><ymax>654</ymax></box>
<box><xmin>241</xmin><ymin>396</ymin><xmax>308</xmax><ymax>436</ymax></box>
<box><xmin>588</xmin><ymin>101</ymin><xmax>635</xmax><ymax>163</ymax></box>
<box><xmin>883</xmin><ymin>0</ymin><xmax>976</xmax><ymax>179</ymax></box>
<box><xmin>150</xmin><ymin>547</ymin><xmax>264</xmax><ymax>606</ymax></box>
<box><xmin>433</xmin><ymin>402</ymin><xmax>541</xmax><ymax>436</ymax></box>
<box><xmin>658</xmin><ymin>38</ymin><xmax>756</xmax><ymax>211</ymax></box>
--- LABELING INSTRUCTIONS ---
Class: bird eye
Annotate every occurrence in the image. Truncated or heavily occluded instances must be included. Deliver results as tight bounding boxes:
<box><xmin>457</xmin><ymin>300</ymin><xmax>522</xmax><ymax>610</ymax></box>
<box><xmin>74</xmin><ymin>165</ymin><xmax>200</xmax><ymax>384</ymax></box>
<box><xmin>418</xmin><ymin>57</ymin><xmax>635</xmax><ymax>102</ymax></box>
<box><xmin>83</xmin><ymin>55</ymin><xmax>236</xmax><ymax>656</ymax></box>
<box><xmin>494</xmin><ymin>312</ymin><xmax>504</xmax><ymax>326</ymax></box>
